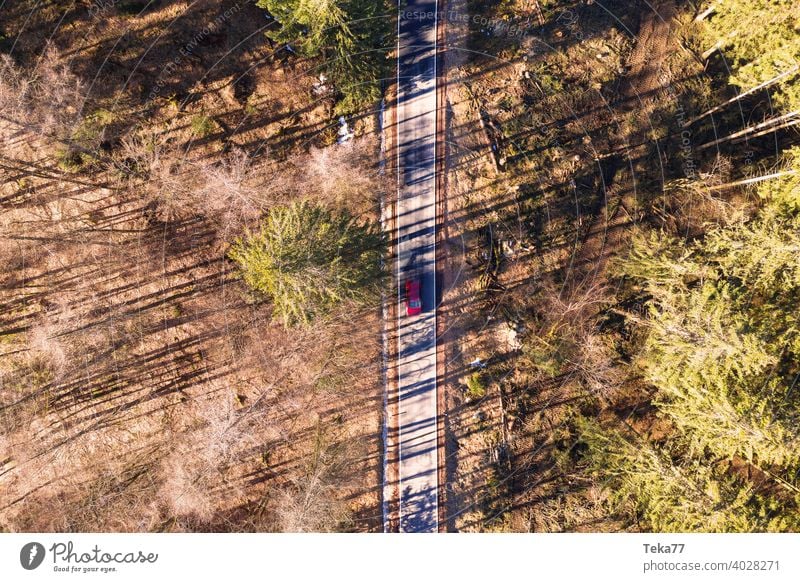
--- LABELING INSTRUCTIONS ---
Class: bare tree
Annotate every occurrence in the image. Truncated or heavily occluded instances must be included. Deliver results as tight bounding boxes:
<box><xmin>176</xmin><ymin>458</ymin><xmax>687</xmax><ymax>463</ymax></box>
<box><xmin>296</xmin><ymin>136</ymin><xmax>384</xmax><ymax>211</ymax></box>
<box><xmin>119</xmin><ymin>129</ymin><xmax>198</xmax><ymax>221</ymax></box>
<box><xmin>0</xmin><ymin>44</ymin><xmax>85</xmax><ymax>142</ymax></box>
<box><xmin>275</xmin><ymin>429</ymin><xmax>354</xmax><ymax>532</ymax></box>
<box><xmin>197</xmin><ymin>148</ymin><xmax>264</xmax><ymax>240</ymax></box>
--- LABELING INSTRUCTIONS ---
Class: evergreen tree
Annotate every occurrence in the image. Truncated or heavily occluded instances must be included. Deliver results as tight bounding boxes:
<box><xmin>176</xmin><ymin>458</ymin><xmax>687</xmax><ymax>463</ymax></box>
<box><xmin>700</xmin><ymin>0</ymin><xmax>800</xmax><ymax>111</ymax></box>
<box><xmin>578</xmin><ymin>418</ymin><xmax>800</xmax><ymax>532</ymax></box>
<box><xmin>256</xmin><ymin>0</ymin><xmax>390</xmax><ymax>113</ymax></box>
<box><xmin>617</xmin><ymin>164</ymin><xmax>800</xmax><ymax>470</ymax></box>
<box><xmin>229</xmin><ymin>201</ymin><xmax>387</xmax><ymax>326</ymax></box>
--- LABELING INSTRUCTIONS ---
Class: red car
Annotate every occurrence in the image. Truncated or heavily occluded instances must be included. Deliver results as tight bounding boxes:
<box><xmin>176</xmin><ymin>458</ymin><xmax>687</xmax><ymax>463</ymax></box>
<box><xmin>405</xmin><ymin>278</ymin><xmax>422</xmax><ymax>316</ymax></box>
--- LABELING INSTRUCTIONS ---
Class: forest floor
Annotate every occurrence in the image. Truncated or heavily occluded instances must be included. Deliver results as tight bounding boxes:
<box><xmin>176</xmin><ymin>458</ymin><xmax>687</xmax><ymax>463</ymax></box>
<box><xmin>0</xmin><ymin>0</ymin><xmax>385</xmax><ymax>532</ymax></box>
<box><xmin>438</xmin><ymin>0</ymin><xmax>721</xmax><ymax>531</ymax></box>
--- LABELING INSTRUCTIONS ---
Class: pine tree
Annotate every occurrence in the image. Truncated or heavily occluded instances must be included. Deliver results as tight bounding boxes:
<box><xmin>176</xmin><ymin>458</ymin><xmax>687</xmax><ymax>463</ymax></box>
<box><xmin>700</xmin><ymin>0</ymin><xmax>800</xmax><ymax>112</ymax></box>
<box><xmin>256</xmin><ymin>0</ymin><xmax>390</xmax><ymax>113</ymax></box>
<box><xmin>578</xmin><ymin>418</ymin><xmax>800</xmax><ymax>532</ymax></box>
<box><xmin>229</xmin><ymin>201</ymin><xmax>387</xmax><ymax>326</ymax></box>
<box><xmin>617</xmin><ymin>161</ymin><xmax>800</xmax><ymax>470</ymax></box>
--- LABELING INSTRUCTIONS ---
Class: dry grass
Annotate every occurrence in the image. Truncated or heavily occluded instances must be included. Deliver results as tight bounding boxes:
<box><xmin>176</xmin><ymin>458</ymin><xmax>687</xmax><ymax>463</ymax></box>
<box><xmin>440</xmin><ymin>0</ymin><xmax>727</xmax><ymax>532</ymax></box>
<box><xmin>0</xmin><ymin>4</ymin><xmax>385</xmax><ymax>532</ymax></box>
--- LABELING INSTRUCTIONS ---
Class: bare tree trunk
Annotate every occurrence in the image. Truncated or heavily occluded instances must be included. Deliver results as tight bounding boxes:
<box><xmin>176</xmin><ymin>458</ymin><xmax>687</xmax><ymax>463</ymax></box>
<box><xmin>732</xmin><ymin>118</ymin><xmax>800</xmax><ymax>143</ymax></box>
<box><xmin>701</xmin><ymin>43</ymin><xmax>721</xmax><ymax>61</ymax></box>
<box><xmin>706</xmin><ymin>169</ymin><xmax>799</xmax><ymax>192</ymax></box>
<box><xmin>694</xmin><ymin>2</ymin><xmax>717</xmax><ymax>22</ymax></box>
<box><xmin>701</xmin><ymin>30</ymin><xmax>737</xmax><ymax>61</ymax></box>
<box><xmin>531</xmin><ymin>0</ymin><xmax>545</xmax><ymax>26</ymax></box>
<box><xmin>462</xmin><ymin>82</ymin><xmax>502</xmax><ymax>175</ymax></box>
<box><xmin>684</xmin><ymin>66</ymin><xmax>800</xmax><ymax>127</ymax></box>
<box><xmin>697</xmin><ymin>110</ymin><xmax>800</xmax><ymax>150</ymax></box>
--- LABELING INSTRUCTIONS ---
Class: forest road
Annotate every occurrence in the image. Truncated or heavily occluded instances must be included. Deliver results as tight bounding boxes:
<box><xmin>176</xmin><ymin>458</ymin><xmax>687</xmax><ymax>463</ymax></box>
<box><xmin>395</xmin><ymin>0</ymin><xmax>439</xmax><ymax>533</ymax></box>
